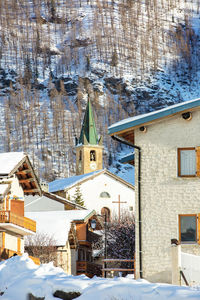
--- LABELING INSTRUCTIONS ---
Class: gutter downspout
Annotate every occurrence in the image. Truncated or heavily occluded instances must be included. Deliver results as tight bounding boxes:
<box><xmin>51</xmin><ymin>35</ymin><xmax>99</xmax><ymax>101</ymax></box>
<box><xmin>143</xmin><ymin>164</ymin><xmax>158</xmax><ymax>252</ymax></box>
<box><xmin>111</xmin><ymin>135</ymin><xmax>142</xmax><ymax>279</ymax></box>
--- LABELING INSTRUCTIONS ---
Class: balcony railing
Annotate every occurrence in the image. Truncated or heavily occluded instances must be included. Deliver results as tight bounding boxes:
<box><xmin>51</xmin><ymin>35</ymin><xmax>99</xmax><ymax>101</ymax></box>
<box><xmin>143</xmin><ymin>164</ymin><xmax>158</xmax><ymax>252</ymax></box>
<box><xmin>0</xmin><ymin>211</ymin><xmax>36</xmax><ymax>233</ymax></box>
<box><xmin>87</xmin><ymin>230</ymin><xmax>101</xmax><ymax>243</ymax></box>
<box><xmin>77</xmin><ymin>261</ymin><xmax>102</xmax><ymax>277</ymax></box>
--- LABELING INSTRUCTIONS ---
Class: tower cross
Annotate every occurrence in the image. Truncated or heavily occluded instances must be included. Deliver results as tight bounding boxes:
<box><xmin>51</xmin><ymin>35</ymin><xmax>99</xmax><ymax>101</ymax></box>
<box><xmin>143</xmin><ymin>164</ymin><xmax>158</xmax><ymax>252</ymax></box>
<box><xmin>112</xmin><ymin>195</ymin><xmax>127</xmax><ymax>223</ymax></box>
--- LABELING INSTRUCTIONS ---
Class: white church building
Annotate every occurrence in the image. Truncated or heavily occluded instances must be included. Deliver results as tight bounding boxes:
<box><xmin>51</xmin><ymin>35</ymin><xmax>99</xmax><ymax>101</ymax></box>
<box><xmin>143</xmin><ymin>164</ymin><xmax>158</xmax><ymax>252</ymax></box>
<box><xmin>49</xmin><ymin>169</ymin><xmax>135</xmax><ymax>221</ymax></box>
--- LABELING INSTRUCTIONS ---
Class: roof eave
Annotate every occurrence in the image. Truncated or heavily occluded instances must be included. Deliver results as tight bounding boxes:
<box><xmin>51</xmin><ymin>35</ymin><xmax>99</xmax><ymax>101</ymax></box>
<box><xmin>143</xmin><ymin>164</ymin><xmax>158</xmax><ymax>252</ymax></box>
<box><xmin>108</xmin><ymin>98</ymin><xmax>200</xmax><ymax>136</ymax></box>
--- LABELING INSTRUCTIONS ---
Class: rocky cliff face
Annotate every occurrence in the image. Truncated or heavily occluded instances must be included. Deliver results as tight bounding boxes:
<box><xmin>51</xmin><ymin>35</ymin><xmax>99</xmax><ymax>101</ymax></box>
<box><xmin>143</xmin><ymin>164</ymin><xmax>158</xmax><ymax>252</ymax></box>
<box><xmin>0</xmin><ymin>0</ymin><xmax>200</xmax><ymax>179</ymax></box>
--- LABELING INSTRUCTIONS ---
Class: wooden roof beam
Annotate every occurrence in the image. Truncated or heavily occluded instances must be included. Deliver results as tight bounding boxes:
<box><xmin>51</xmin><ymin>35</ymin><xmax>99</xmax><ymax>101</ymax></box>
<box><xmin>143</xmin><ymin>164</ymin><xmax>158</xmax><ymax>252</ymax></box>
<box><xmin>19</xmin><ymin>178</ymin><xmax>34</xmax><ymax>183</ymax></box>
<box><xmin>16</xmin><ymin>170</ymin><xmax>32</xmax><ymax>175</ymax></box>
<box><xmin>24</xmin><ymin>189</ymin><xmax>39</xmax><ymax>193</ymax></box>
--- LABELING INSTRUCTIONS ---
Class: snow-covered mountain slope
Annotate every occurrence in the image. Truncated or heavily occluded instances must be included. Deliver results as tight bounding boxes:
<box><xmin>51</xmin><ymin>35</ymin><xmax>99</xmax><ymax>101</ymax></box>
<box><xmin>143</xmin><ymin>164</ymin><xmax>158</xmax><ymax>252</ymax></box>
<box><xmin>0</xmin><ymin>0</ymin><xmax>200</xmax><ymax>180</ymax></box>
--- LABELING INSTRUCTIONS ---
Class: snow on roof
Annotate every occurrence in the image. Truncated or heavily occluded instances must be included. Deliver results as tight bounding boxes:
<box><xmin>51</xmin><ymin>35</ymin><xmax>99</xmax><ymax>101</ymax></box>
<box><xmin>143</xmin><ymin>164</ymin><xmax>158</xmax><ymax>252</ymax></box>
<box><xmin>108</xmin><ymin>97</ymin><xmax>200</xmax><ymax>135</ymax></box>
<box><xmin>49</xmin><ymin>168</ymin><xmax>134</xmax><ymax>193</ymax></box>
<box><xmin>1</xmin><ymin>254</ymin><xmax>200</xmax><ymax>300</ymax></box>
<box><xmin>119</xmin><ymin>152</ymin><xmax>135</xmax><ymax>164</ymax></box>
<box><xmin>49</xmin><ymin>170</ymin><xmax>102</xmax><ymax>192</ymax></box>
<box><xmin>0</xmin><ymin>184</ymin><xmax>10</xmax><ymax>195</ymax></box>
<box><xmin>25</xmin><ymin>210</ymin><xmax>94</xmax><ymax>246</ymax></box>
<box><xmin>108</xmin><ymin>164</ymin><xmax>135</xmax><ymax>186</ymax></box>
<box><xmin>0</xmin><ymin>152</ymin><xmax>26</xmax><ymax>175</ymax></box>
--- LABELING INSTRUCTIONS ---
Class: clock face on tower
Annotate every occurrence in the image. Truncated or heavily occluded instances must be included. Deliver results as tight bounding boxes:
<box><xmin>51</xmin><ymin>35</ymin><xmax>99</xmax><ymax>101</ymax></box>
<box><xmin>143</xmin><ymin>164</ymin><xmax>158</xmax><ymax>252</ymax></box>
<box><xmin>78</xmin><ymin>161</ymin><xmax>82</xmax><ymax>171</ymax></box>
<box><xmin>90</xmin><ymin>162</ymin><xmax>97</xmax><ymax>170</ymax></box>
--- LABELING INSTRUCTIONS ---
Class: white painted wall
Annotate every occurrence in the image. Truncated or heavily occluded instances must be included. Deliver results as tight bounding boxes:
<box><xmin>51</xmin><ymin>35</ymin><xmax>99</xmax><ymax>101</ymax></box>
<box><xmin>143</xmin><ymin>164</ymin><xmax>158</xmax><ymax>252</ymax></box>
<box><xmin>134</xmin><ymin>109</ymin><xmax>200</xmax><ymax>283</ymax></box>
<box><xmin>66</xmin><ymin>173</ymin><xmax>135</xmax><ymax>219</ymax></box>
<box><xmin>10</xmin><ymin>175</ymin><xmax>24</xmax><ymax>200</ymax></box>
<box><xmin>21</xmin><ymin>238</ymin><xmax>24</xmax><ymax>253</ymax></box>
<box><xmin>5</xmin><ymin>233</ymin><xmax>18</xmax><ymax>252</ymax></box>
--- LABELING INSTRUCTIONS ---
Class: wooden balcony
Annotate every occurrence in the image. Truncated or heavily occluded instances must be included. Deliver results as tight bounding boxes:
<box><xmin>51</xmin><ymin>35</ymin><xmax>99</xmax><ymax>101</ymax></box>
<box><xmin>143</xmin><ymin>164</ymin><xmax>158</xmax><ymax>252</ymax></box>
<box><xmin>77</xmin><ymin>261</ymin><xmax>102</xmax><ymax>278</ymax></box>
<box><xmin>87</xmin><ymin>230</ymin><xmax>101</xmax><ymax>243</ymax></box>
<box><xmin>0</xmin><ymin>211</ymin><xmax>36</xmax><ymax>235</ymax></box>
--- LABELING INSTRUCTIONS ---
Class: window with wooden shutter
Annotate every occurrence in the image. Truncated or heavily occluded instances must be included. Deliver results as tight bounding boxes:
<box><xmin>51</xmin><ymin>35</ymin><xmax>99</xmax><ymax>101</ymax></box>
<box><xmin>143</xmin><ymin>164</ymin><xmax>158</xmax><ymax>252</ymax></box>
<box><xmin>178</xmin><ymin>147</ymin><xmax>200</xmax><ymax>177</ymax></box>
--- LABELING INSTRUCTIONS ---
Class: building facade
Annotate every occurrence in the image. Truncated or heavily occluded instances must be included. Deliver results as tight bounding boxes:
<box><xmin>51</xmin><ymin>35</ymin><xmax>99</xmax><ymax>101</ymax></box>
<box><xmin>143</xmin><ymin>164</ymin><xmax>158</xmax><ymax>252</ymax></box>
<box><xmin>108</xmin><ymin>98</ymin><xmax>200</xmax><ymax>283</ymax></box>
<box><xmin>0</xmin><ymin>152</ymin><xmax>41</xmax><ymax>262</ymax></box>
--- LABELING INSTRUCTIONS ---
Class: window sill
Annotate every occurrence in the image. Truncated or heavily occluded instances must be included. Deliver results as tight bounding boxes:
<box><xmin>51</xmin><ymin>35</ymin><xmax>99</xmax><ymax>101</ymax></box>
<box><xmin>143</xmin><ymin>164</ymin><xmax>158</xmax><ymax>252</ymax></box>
<box><xmin>178</xmin><ymin>175</ymin><xmax>196</xmax><ymax>178</ymax></box>
<box><xmin>180</xmin><ymin>241</ymin><xmax>198</xmax><ymax>245</ymax></box>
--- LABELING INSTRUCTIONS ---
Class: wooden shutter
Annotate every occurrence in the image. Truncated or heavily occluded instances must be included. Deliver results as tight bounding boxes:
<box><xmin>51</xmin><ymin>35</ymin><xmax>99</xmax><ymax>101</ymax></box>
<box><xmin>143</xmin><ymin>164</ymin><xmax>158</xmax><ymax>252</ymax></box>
<box><xmin>196</xmin><ymin>147</ymin><xmax>200</xmax><ymax>176</ymax></box>
<box><xmin>198</xmin><ymin>214</ymin><xmax>200</xmax><ymax>244</ymax></box>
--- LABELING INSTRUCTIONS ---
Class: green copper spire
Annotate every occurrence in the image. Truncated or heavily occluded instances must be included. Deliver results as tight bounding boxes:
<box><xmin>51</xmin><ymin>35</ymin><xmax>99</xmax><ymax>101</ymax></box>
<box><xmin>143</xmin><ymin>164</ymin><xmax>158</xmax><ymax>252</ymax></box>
<box><xmin>78</xmin><ymin>99</ymin><xmax>99</xmax><ymax>145</ymax></box>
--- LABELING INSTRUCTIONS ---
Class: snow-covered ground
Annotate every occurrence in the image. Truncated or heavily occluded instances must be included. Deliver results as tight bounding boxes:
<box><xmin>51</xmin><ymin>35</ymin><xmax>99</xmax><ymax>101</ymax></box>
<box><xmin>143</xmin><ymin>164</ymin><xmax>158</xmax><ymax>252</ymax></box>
<box><xmin>1</xmin><ymin>254</ymin><xmax>200</xmax><ymax>300</ymax></box>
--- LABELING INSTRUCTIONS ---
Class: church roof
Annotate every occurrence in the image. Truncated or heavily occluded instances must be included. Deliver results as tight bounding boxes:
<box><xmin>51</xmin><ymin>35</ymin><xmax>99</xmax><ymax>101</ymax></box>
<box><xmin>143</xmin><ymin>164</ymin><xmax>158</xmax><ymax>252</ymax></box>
<box><xmin>49</xmin><ymin>169</ymin><xmax>134</xmax><ymax>193</ymax></box>
<box><xmin>78</xmin><ymin>99</ymin><xmax>99</xmax><ymax>145</ymax></box>
<box><xmin>49</xmin><ymin>170</ymin><xmax>102</xmax><ymax>193</ymax></box>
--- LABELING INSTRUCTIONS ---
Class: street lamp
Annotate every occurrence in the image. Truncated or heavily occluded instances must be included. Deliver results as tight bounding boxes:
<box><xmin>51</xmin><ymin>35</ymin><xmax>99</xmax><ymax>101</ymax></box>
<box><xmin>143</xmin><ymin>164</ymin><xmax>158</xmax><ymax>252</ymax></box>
<box><xmin>91</xmin><ymin>219</ymin><xmax>97</xmax><ymax>230</ymax></box>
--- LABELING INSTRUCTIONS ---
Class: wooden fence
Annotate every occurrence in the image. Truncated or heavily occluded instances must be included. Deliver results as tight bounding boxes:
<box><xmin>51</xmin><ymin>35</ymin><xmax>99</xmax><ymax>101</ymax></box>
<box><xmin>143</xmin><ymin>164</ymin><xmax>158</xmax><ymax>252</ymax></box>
<box><xmin>102</xmin><ymin>258</ymin><xmax>135</xmax><ymax>278</ymax></box>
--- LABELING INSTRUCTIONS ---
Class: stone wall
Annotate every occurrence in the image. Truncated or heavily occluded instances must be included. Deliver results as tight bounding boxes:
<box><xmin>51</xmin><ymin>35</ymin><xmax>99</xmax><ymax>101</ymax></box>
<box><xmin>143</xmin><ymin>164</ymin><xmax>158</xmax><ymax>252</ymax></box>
<box><xmin>56</xmin><ymin>242</ymin><xmax>71</xmax><ymax>274</ymax></box>
<box><xmin>134</xmin><ymin>109</ymin><xmax>200</xmax><ymax>283</ymax></box>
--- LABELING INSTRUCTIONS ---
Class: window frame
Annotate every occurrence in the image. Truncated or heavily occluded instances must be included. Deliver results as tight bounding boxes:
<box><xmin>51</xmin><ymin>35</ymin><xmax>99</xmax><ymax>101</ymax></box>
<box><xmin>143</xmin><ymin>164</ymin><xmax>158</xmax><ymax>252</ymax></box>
<box><xmin>177</xmin><ymin>147</ymin><xmax>196</xmax><ymax>177</ymax></box>
<box><xmin>178</xmin><ymin>214</ymin><xmax>198</xmax><ymax>243</ymax></box>
<box><xmin>99</xmin><ymin>191</ymin><xmax>111</xmax><ymax>198</ymax></box>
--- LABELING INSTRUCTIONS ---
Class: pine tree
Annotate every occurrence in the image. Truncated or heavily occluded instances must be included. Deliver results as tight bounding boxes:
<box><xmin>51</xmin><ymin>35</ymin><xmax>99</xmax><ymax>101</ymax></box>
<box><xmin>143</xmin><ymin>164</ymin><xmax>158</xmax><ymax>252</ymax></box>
<box><xmin>73</xmin><ymin>185</ymin><xmax>84</xmax><ymax>207</ymax></box>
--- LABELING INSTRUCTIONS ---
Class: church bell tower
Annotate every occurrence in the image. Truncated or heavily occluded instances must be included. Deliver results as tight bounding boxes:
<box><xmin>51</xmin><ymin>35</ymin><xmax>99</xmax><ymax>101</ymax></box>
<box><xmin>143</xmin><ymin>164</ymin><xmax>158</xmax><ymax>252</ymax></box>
<box><xmin>76</xmin><ymin>99</ymin><xmax>103</xmax><ymax>175</ymax></box>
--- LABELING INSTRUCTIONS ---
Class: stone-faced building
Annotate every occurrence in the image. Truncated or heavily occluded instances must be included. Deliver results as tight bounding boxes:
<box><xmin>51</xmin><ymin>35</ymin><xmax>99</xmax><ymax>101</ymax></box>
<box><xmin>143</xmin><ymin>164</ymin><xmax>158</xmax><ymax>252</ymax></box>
<box><xmin>108</xmin><ymin>98</ymin><xmax>200</xmax><ymax>284</ymax></box>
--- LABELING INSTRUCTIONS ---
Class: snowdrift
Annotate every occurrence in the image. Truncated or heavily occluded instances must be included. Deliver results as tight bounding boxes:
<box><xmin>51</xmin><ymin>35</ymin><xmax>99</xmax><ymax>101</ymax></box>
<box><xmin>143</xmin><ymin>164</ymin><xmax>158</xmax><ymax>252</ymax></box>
<box><xmin>0</xmin><ymin>254</ymin><xmax>200</xmax><ymax>300</ymax></box>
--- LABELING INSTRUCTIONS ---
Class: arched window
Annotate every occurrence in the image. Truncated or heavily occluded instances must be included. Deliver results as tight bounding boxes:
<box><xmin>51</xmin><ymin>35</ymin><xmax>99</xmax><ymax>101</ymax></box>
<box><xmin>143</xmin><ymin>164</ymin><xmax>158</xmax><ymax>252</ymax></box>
<box><xmin>79</xmin><ymin>150</ymin><xmax>82</xmax><ymax>161</ymax></box>
<box><xmin>100</xmin><ymin>191</ymin><xmax>111</xmax><ymax>198</ymax></box>
<box><xmin>90</xmin><ymin>150</ymin><xmax>96</xmax><ymax>161</ymax></box>
<box><xmin>101</xmin><ymin>207</ymin><xmax>111</xmax><ymax>222</ymax></box>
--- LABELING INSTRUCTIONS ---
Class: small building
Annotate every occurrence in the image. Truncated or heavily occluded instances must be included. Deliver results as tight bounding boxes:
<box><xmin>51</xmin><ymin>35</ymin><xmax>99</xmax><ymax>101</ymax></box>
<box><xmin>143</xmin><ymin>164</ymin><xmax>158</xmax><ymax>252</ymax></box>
<box><xmin>0</xmin><ymin>152</ymin><xmax>41</xmax><ymax>261</ymax></box>
<box><xmin>25</xmin><ymin>210</ymin><xmax>102</xmax><ymax>277</ymax></box>
<box><xmin>108</xmin><ymin>98</ymin><xmax>200</xmax><ymax>284</ymax></box>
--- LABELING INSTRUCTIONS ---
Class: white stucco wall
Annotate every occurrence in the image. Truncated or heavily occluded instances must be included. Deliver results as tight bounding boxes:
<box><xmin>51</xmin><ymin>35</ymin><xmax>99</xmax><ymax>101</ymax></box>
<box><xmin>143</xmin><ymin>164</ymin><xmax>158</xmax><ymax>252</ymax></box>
<box><xmin>10</xmin><ymin>176</ymin><xmax>24</xmax><ymax>200</ymax></box>
<box><xmin>66</xmin><ymin>173</ymin><xmax>135</xmax><ymax>219</ymax></box>
<box><xmin>134</xmin><ymin>109</ymin><xmax>200</xmax><ymax>283</ymax></box>
<box><xmin>21</xmin><ymin>238</ymin><xmax>24</xmax><ymax>253</ymax></box>
<box><xmin>5</xmin><ymin>233</ymin><xmax>18</xmax><ymax>252</ymax></box>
